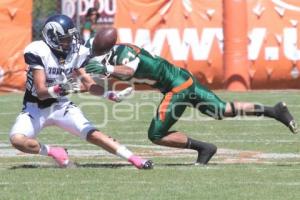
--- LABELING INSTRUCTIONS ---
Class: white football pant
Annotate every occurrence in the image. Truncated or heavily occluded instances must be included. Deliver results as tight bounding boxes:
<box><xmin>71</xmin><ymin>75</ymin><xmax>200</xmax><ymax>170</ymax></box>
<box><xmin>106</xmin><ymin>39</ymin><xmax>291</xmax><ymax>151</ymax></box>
<box><xmin>9</xmin><ymin>100</ymin><xmax>96</xmax><ymax>140</ymax></box>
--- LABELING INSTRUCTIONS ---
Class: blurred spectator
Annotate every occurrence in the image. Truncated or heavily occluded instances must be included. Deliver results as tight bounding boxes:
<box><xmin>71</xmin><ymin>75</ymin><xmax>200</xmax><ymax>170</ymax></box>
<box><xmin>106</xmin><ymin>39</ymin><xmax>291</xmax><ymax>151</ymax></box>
<box><xmin>82</xmin><ymin>7</ymin><xmax>99</xmax><ymax>43</ymax></box>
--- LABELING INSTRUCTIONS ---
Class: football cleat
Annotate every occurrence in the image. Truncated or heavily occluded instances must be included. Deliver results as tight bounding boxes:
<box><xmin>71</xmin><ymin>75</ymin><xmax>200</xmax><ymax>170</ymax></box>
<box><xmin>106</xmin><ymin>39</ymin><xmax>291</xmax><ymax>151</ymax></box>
<box><xmin>195</xmin><ymin>143</ymin><xmax>217</xmax><ymax>165</ymax></box>
<box><xmin>128</xmin><ymin>155</ymin><xmax>153</xmax><ymax>169</ymax></box>
<box><xmin>141</xmin><ymin>160</ymin><xmax>154</xmax><ymax>169</ymax></box>
<box><xmin>274</xmin><ymin>102</ymin><xmax>298</xmax><ymax>134</ymax></box>
<box><xmin>48</xmin><ymin>147</ymin><xmax>70</xmax><ymax>168</ymax></box>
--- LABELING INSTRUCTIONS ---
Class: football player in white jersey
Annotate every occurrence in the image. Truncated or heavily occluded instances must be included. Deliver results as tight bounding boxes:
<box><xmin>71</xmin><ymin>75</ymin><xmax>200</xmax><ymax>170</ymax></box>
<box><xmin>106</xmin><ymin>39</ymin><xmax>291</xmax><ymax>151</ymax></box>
<box><xmin>9</xmin><ymin>14</ymin><xmax>153</xmax><ymax>169</ymax></box>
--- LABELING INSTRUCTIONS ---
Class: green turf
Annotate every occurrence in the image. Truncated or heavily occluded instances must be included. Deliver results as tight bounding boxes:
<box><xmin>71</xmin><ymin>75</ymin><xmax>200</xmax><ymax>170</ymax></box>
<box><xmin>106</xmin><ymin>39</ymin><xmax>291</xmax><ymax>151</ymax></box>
<box><xmin>0</xmin><ymin>90</ymin><xmax>300</xmax><ymax>200</ymax></box>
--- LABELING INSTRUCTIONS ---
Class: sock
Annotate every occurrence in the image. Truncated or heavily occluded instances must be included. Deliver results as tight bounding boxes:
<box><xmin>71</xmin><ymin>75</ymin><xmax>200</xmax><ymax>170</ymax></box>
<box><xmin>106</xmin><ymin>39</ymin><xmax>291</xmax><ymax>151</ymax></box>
<box><xmin>254</xmin><ymin>104</ymin><xmax>276</xmax><ymax>118</ymax></box>
<box><xmin>186</xmin><ymin>138</ymin><xmax>212</xmax><ymax>151</ymax></box>
<box><xmin>116</xmin><ymin>145</ymin><xmax>133</xmax><ymax>160</ymax></box>
<box><xmin>39</xmin><ymin>144</ymin><xmax>49</xmax><ymax>156</ymax></box>
<box><xmin>186</xmin><ymin>138</ymin><xmax>217</xmax><ymax>164</ymax></box>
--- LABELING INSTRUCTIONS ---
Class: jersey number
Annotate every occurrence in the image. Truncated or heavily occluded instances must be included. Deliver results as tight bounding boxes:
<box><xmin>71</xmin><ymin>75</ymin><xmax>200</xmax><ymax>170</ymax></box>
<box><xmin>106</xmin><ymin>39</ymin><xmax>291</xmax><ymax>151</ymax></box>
<box><xmin>121</xmin><ymin>51</ymin><xmax>136</xmax><ymax>65</ymax></box>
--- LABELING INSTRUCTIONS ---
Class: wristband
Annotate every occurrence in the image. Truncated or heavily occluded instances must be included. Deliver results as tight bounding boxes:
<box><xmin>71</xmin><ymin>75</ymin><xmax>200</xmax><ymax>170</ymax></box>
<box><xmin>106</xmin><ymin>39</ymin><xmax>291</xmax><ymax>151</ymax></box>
<box><xmin>106</xmin><ymin>64</ymin><xmax>115</xmax><ymax>73</ymax></box>
<box><xmin>47</xmin><ymin>85</ymin><xmax>60</xmax><ymax>98</ymax></box>
<box><xmin>103</xmin><ymin>91</ymin><xmax>117</xmax><ymax>101</ymax></box>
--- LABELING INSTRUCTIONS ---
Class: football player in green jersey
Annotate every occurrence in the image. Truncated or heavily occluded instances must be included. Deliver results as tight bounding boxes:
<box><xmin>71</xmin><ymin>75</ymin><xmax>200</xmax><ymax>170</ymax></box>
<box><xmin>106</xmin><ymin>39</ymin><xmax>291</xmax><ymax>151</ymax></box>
<box><xmin>85</xmin><ymin>27</ymin><xmax>297</xmax><ymax>165</ymax></box>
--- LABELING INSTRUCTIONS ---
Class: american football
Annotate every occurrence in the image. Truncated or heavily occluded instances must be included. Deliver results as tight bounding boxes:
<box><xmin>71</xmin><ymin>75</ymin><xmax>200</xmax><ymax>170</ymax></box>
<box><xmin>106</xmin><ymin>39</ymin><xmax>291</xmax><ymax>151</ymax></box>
<box><xmin>92</xmin><ymin>26</ymin><xmax>118</xmax><ymax>56</ymax></box>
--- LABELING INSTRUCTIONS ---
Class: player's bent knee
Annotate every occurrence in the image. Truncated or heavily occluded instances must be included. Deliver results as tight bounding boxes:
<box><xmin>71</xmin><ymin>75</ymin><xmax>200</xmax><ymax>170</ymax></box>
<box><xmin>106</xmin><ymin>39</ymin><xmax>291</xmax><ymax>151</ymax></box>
<box><xmin>10</xmin><ymin>134</ymin><xmax>25</xmax><ymax>143</ymax></box>
<box><xmin>10</xmin><ymin>134</ymin><xmax>28</xmax><ymax>149</ymax></box>
<box><xmin>148</xmin><ymin>135</ymin><xmax>158</xmax><ymax>143</ymax></box>
<box><xmin>86</xmin><ymin>129</ymin><xmax>118</xmax><ymax>145</ymax></box>
<box><xmin>85</xmin><ymin>129</ymin><xmax>100</xmax><ymax>140</ymax></box>
<box><xmin>148</xmin><ymin>119</ymin><xmax>169</xmax><ymax>141</ymax></box>
<box><xmin>147</xmin><ymin>129</ymin><xmax>167</xmax><ymax>142</ymax></box>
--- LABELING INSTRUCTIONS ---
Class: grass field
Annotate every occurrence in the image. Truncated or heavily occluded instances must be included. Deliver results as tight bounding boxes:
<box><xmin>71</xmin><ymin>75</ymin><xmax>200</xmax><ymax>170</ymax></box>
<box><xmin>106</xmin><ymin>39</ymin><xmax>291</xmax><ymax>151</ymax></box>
<box><xmin>1</xmin><ymin>90</ymin><xmax>300</xmax><ymax>200</ymax></box>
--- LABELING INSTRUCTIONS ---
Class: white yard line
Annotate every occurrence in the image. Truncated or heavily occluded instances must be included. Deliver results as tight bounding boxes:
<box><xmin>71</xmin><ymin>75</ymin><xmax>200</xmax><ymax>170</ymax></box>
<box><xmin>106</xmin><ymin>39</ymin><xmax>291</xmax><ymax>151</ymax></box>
<box><xmin>1</xmin><ymin>144</ymin><xmax>300</xmax><ymax>165</ymax></box>
<box><xmin>0</xmin><ymin>112</ymin><xmax>16</xmax><ymax>115</ymax></box>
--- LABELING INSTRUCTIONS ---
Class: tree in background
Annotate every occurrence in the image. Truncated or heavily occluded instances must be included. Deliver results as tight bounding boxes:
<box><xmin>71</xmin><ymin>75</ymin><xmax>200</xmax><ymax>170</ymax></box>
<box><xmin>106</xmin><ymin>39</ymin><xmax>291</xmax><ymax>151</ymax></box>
<box><xmin>32</xmin><ymin>0</ymin><xmax>60</xmax><ymax>40</ymax></box>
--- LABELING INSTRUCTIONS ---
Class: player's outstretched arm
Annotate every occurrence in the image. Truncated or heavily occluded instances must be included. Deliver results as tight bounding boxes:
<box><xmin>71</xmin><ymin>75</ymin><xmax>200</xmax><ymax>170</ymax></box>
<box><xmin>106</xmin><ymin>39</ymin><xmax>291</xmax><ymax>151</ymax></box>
<box><xmin>75</xmin><ymin>67</ymin><xmax>133</xmax><ymax>102</ymax></box>
<box><xmin>84</xmin><ymin>56</ymin><xmax>136</xmax><ymax>79</ymax></box>
<box><xmin>74</xmin><ymin>67</ymin><xmax>105</xmax><ymax>96</ymax></box>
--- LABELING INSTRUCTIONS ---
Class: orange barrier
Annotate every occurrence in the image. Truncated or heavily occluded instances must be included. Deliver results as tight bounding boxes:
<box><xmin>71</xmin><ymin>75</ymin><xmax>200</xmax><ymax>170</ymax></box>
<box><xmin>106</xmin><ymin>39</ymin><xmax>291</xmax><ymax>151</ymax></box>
<box><xmin>114</xmin><ymin>0</ymin><xmax>224</xmax><ymax>88</ymax></box>
<box><xmin>113</xmin><ymin>0</ymin><xmax>300</xmax><ymax>89</ymax></box>
<box><xmin>247</xmin><ymin>0</ymin><xmax>300</xmax><ymax>89</ymax></box>
<box><xmin>0</xmin><ymin>0</ymin><xmax>32</xmax><ymax>92</ymax></box>
<box><xmin>223</xmin><ymin>0</ymin><xmax>250</xmax><ymax>91</ymax></box>
<box><xmin>3</xmin><ymin>0</ymin><xmax>299</xmax><ymax>91</ymax></box>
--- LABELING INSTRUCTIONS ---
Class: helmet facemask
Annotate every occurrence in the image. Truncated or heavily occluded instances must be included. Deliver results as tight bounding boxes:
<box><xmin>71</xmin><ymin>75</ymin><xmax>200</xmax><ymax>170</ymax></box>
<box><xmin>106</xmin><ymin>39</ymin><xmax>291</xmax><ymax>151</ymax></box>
<box><xmin>57</xmin><ymin>29</ymin><xmax>80</xmax><ymax>54</ymax></box>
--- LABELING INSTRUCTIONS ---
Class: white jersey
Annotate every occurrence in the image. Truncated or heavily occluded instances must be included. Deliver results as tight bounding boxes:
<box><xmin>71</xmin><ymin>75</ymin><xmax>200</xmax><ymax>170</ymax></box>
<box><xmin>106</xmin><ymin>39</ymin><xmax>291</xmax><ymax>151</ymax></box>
<box><xmin>23</xmin><ymin>40</ymin><xmax>90</xmax><ymax>107</ymax></box>
<box><xmin>9</xmin><ymin>40</ymin><xmax>96</xmax><ymax>140</ymax></box>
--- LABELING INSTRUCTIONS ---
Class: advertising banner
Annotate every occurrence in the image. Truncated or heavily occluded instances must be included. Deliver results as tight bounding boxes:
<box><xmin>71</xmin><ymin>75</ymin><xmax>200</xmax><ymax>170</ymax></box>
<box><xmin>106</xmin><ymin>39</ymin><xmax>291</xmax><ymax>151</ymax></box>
<box><xmin>47</xmin><ymin>0</ymin><xmax>300</xmax><ymax>89</ymax></box>
<box><xmin>0</xmin><ymin>0</ymin><xmax>32</xmax><ymax>92</ymax></box>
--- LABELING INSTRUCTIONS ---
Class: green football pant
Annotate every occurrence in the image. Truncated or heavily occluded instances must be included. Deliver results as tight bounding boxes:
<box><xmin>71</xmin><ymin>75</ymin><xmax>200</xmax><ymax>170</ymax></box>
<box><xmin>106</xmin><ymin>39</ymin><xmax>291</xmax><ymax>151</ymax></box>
<box><xmin>148</xmin><ymin>77</ymin><xmax>226</xmax><ymax>141</ymax></box>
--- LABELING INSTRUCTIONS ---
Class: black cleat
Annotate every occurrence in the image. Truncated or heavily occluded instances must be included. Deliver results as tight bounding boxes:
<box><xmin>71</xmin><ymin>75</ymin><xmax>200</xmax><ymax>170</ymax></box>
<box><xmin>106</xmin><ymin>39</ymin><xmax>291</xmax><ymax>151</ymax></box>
<box><xmin>274</xmin><ymin>102</ymin><xmax>298</xmax><ymax>134</ymax></box>
<box><xmin>142</xmin><ymin>160</ymin><xmax>154</xmax><ymax>169</ymax></box>
<box><xmin>195</xmin><ymin>143</ymin><xmax>217</xmax><ymax>165</ymax></box>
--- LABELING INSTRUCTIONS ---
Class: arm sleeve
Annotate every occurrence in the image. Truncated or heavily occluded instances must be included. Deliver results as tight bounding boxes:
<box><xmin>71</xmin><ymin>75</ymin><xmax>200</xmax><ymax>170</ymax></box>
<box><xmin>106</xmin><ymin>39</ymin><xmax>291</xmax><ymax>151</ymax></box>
<box><xmin>24</xmin><ymin>52</ymin><xmax>44</xmax><ymax>70</ymax></box>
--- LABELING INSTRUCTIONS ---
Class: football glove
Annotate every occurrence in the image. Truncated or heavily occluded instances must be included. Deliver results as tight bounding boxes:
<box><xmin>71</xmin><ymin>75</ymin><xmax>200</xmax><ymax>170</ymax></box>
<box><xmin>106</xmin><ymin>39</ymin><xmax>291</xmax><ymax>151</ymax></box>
<box><xmin>48</xmin><ymin>72</ymin><xmax>81</xmax><ymax>98</ymax></box>
<box><xmin>48</xmin><ymin>80</ymin><xmax>80</xmax><ymax>98</ymax></box>
<box><xmin>85</xmin><ymin>60</ymin><xmax>108</xmax><ymax>75</ymax></box>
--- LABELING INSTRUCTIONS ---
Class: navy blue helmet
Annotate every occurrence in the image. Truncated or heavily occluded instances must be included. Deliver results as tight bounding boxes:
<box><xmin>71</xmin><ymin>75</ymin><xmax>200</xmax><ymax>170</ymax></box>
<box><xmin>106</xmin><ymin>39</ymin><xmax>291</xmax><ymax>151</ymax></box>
<box><xmin>42</xmin><ymin>14</ymin><xmax>80</xmax><ymax>54</ymax></box>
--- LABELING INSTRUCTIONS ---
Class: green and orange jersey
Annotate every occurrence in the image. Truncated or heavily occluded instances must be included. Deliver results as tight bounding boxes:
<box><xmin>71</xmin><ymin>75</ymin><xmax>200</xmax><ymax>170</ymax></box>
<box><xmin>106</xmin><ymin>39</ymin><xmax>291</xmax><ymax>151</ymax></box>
<box><xmin>85</xmin><ymin>43</ymin><xmax>226</xmax><ymax>138</ymax></box>
<box><xmin>105</xmin><ymin>44</ymin><xmax>191</xmax><ymax>93</ymax></box>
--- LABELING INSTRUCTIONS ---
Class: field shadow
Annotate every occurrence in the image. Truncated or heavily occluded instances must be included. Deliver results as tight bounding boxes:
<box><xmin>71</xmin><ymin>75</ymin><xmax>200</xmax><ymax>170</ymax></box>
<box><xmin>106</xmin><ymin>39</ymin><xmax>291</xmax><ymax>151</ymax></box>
<box><xmin>274</xmin><ymin>163</ymin><xmax>300</xmax><ymax>167</ymax></box>
<box><xmin>160</xmin><ymin>163</ymin><xmax>197</xmax><ymax>167</ymax></box>
<box><xmin>10</xmin><ymin>162</ymin><xmax>296</xmax><ymax>170</ymax></box>
<box><xmin>9</xmin><ymin>164</ymin><xmax>56</xmax><ymax>170</ymax></box>
<box><xmin>9</xmin><ymin>162</ymin><xmax>132</xmax><ymax>170</ymax></box>
<box><xmin>75</xmin><ymin>163</ymin><xmax>131</xmax><ymax>168</ymax></box>
<box><xmin>9</xmin><ymin>162</ymin><xmax>200</xmax><ymax>170</ymax></box>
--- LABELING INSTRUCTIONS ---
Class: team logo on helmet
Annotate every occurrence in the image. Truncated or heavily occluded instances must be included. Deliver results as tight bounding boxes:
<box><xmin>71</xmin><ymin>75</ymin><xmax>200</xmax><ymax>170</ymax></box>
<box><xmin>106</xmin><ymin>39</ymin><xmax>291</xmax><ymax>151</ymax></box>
<box><xmin>42</xmin><ymin>22</ymin><xmax>66</xmax><ymax>50</ymax></box>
